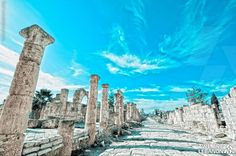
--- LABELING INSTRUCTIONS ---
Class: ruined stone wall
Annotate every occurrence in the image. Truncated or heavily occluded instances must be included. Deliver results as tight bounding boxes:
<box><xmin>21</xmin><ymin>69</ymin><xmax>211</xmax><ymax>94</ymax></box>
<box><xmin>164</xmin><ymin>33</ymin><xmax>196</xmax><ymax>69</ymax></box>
<box><xmin>167</xmin><ymin>103</ymin><xmax>219</xmax><ymax>133</ymax></box>
<box><xmin>221</xmin><ymin>87</ymin><xmax>236</xmax><ymax>140</ymax></box>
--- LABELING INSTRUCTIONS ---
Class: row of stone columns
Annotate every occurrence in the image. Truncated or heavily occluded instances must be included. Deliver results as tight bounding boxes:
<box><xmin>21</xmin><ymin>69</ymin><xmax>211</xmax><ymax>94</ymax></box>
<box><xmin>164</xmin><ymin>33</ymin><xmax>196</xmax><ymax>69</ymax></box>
<box><xmin>0</xmin><ymin>24</ymin><xmax>141</xmax><ymax>156</ymax></box>
<box><xmin>126</xmin><ymin>102</ymin><xmax>141</xmax><ymax>122</ymax></box>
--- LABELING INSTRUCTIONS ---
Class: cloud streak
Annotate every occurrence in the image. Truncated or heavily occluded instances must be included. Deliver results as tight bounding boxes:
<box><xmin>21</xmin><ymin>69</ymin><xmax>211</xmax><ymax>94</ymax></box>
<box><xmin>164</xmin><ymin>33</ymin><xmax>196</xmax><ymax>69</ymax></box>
<box><xmin>102</xmin><ymin>51</ymin><xmax>162</xmax><ymax>75</ymax></box>
<box><xmin>158</xmin><ymin>0</ymin><xmax>236</xmax><ymax>65</ymax></box>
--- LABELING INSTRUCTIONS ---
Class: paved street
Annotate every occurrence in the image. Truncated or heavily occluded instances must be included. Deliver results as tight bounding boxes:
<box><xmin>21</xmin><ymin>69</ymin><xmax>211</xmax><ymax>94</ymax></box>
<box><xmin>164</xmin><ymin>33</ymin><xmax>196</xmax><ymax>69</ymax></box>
<box><xmin>99</xmin><ymin>118</ymin><xmax>236</xmax><ymax>156</ymax></box>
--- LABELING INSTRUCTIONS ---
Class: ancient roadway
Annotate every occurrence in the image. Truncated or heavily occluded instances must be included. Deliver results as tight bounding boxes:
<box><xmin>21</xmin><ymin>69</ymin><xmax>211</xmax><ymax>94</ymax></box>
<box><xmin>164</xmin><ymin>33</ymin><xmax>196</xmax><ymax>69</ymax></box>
<box><xmin>99</xmin><ymin>118</ymin><xmax>236</xmax><ymax>156</ymax></box>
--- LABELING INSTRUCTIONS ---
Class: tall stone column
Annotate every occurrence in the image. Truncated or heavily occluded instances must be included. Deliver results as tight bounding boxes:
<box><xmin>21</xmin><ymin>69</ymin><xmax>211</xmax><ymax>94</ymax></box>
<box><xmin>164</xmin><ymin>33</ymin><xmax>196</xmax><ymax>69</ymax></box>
<box><xmin>120</xmin><ymin>94</ymin><xmax>124</xmax><ymax>125</ymax></box>
<box><xmin>58</xmin><ymin>120</ymin><xmax>75</xmax><ymax>156</ymax></box>
<box><xmin>126</xmin><ymin>103</ymin><xmax>131</xmax><ymax>121</ymax></box>
<box><xmin>0</xmin><ymin>25</ymin><xmax>54</xmax><ymax>156</ymax></box>
<box><xmin>85</xmin><ymin>74</ymin><xmax>100</xmax><ymax>145</ymax></box>
<box><xmin>114</xmin><ymin>93</ymin><xmax>120</xmax><ymax>126</ymax></box>
<box><xmin>99</xmin><ymin>84</ymin><xmax>109</xmax><ymax>134</ymax></box>
<box><xmin>60</xmin><ymin>88</ymin><xmax>69</xmax><ymax>117</ymax></box>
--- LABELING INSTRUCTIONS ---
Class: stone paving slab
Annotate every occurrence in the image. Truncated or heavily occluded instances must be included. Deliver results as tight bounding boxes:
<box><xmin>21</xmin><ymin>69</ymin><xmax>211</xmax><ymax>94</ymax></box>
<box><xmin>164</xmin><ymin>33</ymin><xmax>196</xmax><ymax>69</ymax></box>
<box><xmin>99</xmin><ymin>118</ymin><xmax>236</xmax><ymax>156</ymax></box>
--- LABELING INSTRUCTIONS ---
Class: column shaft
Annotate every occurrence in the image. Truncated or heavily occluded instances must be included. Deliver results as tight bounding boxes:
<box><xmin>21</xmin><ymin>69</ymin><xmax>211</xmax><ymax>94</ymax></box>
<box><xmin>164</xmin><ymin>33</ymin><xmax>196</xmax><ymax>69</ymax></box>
<box><xmin>85</xmin><ymin>74</ymin><xmax>100</xmax><ymax>145</ymax></box>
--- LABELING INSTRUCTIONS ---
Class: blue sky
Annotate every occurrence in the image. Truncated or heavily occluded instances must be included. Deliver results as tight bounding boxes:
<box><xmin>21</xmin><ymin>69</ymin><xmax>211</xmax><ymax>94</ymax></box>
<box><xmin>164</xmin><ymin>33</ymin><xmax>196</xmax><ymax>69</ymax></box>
<box><xmin>0</xmin><ymin>0</ymin><xmax>236</xmax><ymax>113</ymax></box>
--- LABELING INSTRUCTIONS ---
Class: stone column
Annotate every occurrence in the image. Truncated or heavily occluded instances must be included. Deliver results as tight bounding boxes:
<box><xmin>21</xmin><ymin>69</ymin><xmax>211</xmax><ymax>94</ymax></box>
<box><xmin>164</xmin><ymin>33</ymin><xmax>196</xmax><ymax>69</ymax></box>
<box><xmin>120</xmin><ymin>94</ymin><xmax>124</xmax><ymax>125</ymax></box>
<box><xmin>58</xmin><ymin>120</ymin><xmax>75</xmax><ymax>156</ymax></box>
<box><xmin>99</xmin><ymin>84</ymin><xmax>109</xmax><ymax>134</ymax></box>
<box><xmin>60</xmin><ymin>88</ymin><xmax>69</xmax><ymax>117</ymax></box>
<box><xmin>0</xmin><ymin>25</ymin><xmax>54</xmax><ymax>156</ymax></box>
<box><xmin>85</xmin><ymin>74</ymin><xmax>100</xmax><ymax>145</ymax></box>
<box><xmin>126</xmin><ymin>103</ymin><xmax>131</xmax><ymax>121</ymax></box>
<box><xmin>114</xmin><ymin>93</ymin><xmax>120</xmax><ymax>126</ymax></box>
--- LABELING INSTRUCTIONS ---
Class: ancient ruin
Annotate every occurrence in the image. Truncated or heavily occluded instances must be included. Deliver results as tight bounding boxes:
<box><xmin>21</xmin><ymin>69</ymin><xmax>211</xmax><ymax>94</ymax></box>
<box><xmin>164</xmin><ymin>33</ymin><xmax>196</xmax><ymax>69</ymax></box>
<box><xmin>221</xmin><ymin>87</ymin><xmax>236</xmax><ymax>140</ymax></box>
<box><xmin>0</xmin><ymin>25</ymin><xmax>54</xmax><ymax>156</ymax></box>
<box><xmin>1</xmin><ymin>24</ymin><xmax>236</xmax><ymax>156</ymax></box>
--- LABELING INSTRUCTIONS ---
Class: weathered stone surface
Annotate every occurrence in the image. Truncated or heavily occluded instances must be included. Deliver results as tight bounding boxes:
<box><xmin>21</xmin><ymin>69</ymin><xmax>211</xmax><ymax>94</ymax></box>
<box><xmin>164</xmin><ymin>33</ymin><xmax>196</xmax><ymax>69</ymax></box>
<box><xmin>60</xmin><ymin>88</ymin><xmax>69</xmax><ymax>117</ymax></box>
<box><xmin>167</xmin><ymin>103</ymin><xmax>219</xmax><ymax>134</ymax></box>
<box><xmin>0</xmin><ymin>134</ymin><xmax>24</xmax><ymax>156</ymax></box>
<box><xmin>41</xmin><ymin>119</ymin><xmax>59</xmax><ymax>129</ymax></box>
<box><xmin>28</xmin><ymin>119</ymin><xmax>39</xmax><ymax>128</ymax></box>
<box><xmin>40</xmin><ymin>142</ymin><xmax>52</xmax><ymax>149</ymax></box>
<box><xmin>0</xmin><ymin>25</ymin><xmax>54</xmax><ymax>156</ymax></box>
<box><xmin>9</xmin><ymin>61</ymin><xmax>39</xmax><ymax>97</ymax></box>
<box><xmin>73</xmin><ymin>88</ymin><xmax>87</xmax><ymax>119</ymax></box>
<box><xmin>58</xmin><ymin>120</ymin><xmax>75</xmax><ymax>156</ymax></box>
<box><xmin>99</xmin><ymin>84</ymin><xmax>109</xmax><ymax>135</ymax></box>
<box><xmin>22</xmin><ymin>146</ymin><xmax>40</xmax><ymax>155</ymax></box>
<box><xmin>0</xmin><ymin>95</ymin><xmax>32</xmax><ymax>133</ymax></box>
<box><xmin>37</xmin><ymin>148</ymin><xmax>52</xmax><ymax>156</ymax></box>
<box><xmin>85</xmin><ymin>74</ymin><xmax>100</xmax><ymax>145</ymax></box>
<box><xmin>221</xmin><ymin>87</ymin><xmax>236</xmax><ymax>140</ymax></box>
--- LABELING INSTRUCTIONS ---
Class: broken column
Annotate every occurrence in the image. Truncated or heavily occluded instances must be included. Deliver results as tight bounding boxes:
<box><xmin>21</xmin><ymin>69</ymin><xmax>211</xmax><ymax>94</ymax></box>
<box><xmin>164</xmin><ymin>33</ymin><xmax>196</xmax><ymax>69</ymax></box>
<box><xmin>85</xmin><ymin>74</ymin><xmax>100</xmax><ymax>145</ymax></box>
<box><xmin>99</xmin><ymin>84</ymin><xmax>109</xmax><ymax>135</ymax></box>
<box><xmin>58</xmin><ymin>120</ymin><xmax>75</xmax><ymax>156</ymax></box>
<box><xmin>60</xmin><ymin>88</ymin><xmax>69</xmax><ymax>117</ymax></box>
<box><xmin>0</xmin><ymin>25</ymin><xmax>54</xmax><ymax>156</ymax></box>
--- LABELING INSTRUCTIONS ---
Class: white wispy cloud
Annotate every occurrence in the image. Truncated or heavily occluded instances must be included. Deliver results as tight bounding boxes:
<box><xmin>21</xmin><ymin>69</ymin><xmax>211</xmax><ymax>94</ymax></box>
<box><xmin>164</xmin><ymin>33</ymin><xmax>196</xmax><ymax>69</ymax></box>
<box><xmin>106</xmin><ymin>64</ymin><xmax>121</xmax><ymax>74</ymax></box>
<box><xmin>0</xmin><ymin>44</ymin><xmax>86</xmax><ymax>102</ymax></box>
<box><xmin>188</xmin><ymin>80</ymin><xmax>235</xmax><ymax>94</ymax></box>
<box><xmin>126</xmin><ymin>87</ymin><xmax>160</xmax><ymax>93</ymax></box>
<box><xmin>158</xmin><ymin>0</ymin><xmax>236</xmax><ymax>65</ymax></box>
<box><xmin>169</xmin><ymin>86</ymin><xmax>191</xmax><ymax>93</ymax></box>
<box><xmin>69</xmin><ymin>60</ymin><xmax>89</xmax><ymax>77</ymax></box>
<box><xmin>102</xmin><ymin>51</ymin><xmax>161</xmax><ymax>75</ymax></box>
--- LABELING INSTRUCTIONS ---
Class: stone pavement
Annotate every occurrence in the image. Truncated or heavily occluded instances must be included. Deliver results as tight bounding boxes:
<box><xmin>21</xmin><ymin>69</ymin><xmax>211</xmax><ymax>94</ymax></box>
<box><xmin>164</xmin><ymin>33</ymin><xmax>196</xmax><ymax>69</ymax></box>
<box><xmin>99</xmin><ymin>118</ymin><xmax>236</xmax><ymax>156</ymax></box>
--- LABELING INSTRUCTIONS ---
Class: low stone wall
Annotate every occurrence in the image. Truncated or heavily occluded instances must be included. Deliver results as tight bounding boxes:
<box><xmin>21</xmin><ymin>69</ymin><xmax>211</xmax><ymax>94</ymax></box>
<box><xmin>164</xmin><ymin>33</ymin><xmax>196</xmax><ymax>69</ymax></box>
<box><xmin>221</xmin><ymin>87</ymin><xmax>236</xmax><ymax>140</ymax></box>
<box><xmin>22</xmin><ymin>128</ymin><xmax>97</xmax><ymax>156</ymax></box>
<box><xmin>167</xmin><ymin>103</ymin><xmax>219</xmax><ymax>134</ymax></box>
<box><xmin>22</xmin><ymin>129</ymin><xmax>63</xmax><ymax>156</ymax></box>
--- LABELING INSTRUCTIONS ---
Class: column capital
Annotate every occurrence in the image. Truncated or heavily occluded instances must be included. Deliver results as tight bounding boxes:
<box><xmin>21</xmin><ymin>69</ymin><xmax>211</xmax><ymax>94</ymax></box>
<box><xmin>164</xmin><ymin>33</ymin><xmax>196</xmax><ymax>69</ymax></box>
<box><xmin>90</xmin><ymin>74</ymin><xmax>100</xmax><ymax>81</ymax></box>
<box><xmin>117</xmin><ymin>89</ymin><xmax>123</xmax><ymax>95</ymax></box>
<box><xmin>102</xmin><ymin>84</ymin><xmax>109</xmax><ymax>88</ymax></box>
<box><xmin>20</xmin><ymin>24</ymin><xmax>54</xmax><ymax>47</ymax></box>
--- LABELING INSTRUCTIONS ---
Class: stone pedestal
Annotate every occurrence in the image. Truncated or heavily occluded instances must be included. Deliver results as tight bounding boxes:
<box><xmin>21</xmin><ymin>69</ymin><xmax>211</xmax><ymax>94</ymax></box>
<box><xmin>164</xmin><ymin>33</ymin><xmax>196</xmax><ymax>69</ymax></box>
<box><xmin>85</xmin><ymin>74</ymin><xmax>100</xmax><ymax>145</ymax></box>
<box><xmin>0</xmin><ymin>25</ymin><xmax>54</xmax><ymax>156</ymax></box>
<box><xmin>99</xmin><ymin>84</ymin><xmax>109</xmax><ymax>135</ymax></box>
<box><xmin>58</xmin><ymin>120</ymin><xmax>75</xmax><ymax>156</ymax></box>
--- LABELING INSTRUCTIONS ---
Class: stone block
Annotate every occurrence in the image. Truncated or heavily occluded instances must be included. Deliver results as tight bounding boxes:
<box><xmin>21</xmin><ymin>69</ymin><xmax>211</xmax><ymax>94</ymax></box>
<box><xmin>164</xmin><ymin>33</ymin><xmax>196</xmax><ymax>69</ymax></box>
<box><xmin>37</xmin><ymin>148</ymin><xmax>52</xmax><ymax>156</ymax></box>
<box><xmin>24</xmin><ymin>152</ymin><xmax>37</xmax><ymax>156</ymax></box>
<box><xmin>40</xmin><ymin>142</ymin><xmax>52</xmax><ymax>149</ymax></box>
<box><xmin>52</xmin><ymin>143</ymin><xmax>63</xmax><ymax>151</ymax></box>
<box><xmin>22</xmin><ymin>146</ymin><xmax>40</xmax><ymax>155</ymax></box>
